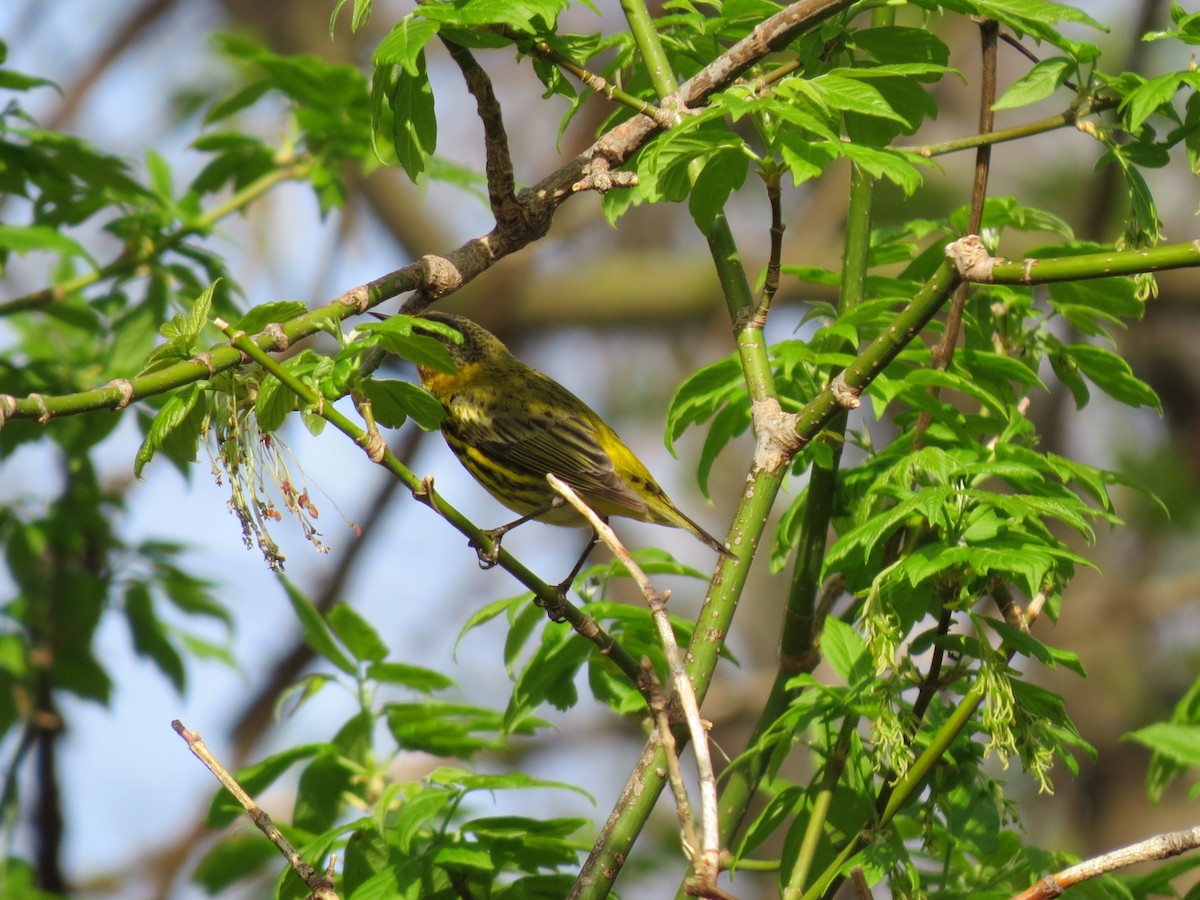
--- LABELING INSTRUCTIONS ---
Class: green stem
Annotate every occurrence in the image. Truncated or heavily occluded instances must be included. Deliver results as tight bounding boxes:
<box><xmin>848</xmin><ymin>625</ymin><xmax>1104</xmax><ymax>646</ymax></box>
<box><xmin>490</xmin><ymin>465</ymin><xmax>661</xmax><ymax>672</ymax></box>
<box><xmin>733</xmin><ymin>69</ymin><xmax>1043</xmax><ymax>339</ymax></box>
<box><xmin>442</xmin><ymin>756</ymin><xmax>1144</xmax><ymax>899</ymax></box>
<box><xmin>574</xmin><ymin>254</ymin><xmax>963</xmax><ymax>900</ymax></box>
<box><xmin>574</xmin><ymin>8</ymin><xmax>785</xmax><ymax>898</ymax></box>
<box><xmin>0</xmin><ymin>263</ymin><xmax>417</xmax><ymax>423</ymax></box>
<box><xmin>786</xmin><ymin>719</ymin><xmax>856</xmax><ymax>897</ymax></box>
<box><xmin>984</xmin><ymin>240</ymin><xmax>1200</xmax><ymax>282</ymax></box>
<box><xmin>797</xmin><ymin>676</ymin><xmax>989</xmax><ymax>900</ymax></box>
<box><xmin>521</xmin><ymin>36</ymin><xmax>667</xmax><ymax>123</ymax></box>
<box><xmin>901</xmin><ymin>97</ymin><xmax>1118</xmax><ymax>159</ymax></box>
<box><xmin>619</xmin><ymin>0</ymin><xmax>680</xmax><ymax>100</ymax></box>
<box><xmin>213</xmin><ymin>319</ymin><xmax>652</xmax><ymax>698</ymax></box>
<box><xmin>714</xmin><ymin>162</ymin><xmax>876</xmax><ymax>851</ymax></box>
<box><xmin>792</xmin><ymin>257</ymin><xmax>961</xmax><ymax>442</ymax></box>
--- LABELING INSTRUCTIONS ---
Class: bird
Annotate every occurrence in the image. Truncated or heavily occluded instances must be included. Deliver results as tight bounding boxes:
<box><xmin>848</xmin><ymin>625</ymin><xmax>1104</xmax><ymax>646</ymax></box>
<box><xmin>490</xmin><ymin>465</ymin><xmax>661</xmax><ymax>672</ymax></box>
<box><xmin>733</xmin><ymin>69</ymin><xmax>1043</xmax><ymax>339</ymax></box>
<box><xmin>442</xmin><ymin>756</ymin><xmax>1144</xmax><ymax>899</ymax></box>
<box><xmin>414</xmin><ymin>311</ymin><xmax>733</xmax><ymax>592</ymax></box>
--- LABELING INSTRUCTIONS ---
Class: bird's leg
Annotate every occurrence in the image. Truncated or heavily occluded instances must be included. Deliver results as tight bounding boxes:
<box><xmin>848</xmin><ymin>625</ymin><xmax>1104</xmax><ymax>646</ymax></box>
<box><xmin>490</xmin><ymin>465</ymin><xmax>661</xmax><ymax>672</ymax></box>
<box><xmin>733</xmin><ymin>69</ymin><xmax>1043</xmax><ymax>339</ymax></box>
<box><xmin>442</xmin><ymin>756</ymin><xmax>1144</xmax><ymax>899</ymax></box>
<box><xmin>553</xmin><ymin>525</ymin><xmax>603</xmax><ymax>600</ymax></box>
<box><xmin>474</xmin><ymin>498</ymin><xmax>563</xmax><ymax>569</ymax></box>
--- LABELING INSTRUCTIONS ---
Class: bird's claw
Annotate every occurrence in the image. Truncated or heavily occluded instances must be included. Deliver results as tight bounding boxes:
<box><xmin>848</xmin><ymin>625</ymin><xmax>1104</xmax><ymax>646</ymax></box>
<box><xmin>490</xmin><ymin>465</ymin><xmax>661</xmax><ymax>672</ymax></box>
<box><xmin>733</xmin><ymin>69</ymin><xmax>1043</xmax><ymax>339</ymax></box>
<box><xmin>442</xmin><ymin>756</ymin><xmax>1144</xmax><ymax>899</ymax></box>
<box><xmin>540</xmin><ymin>585</ymin><xmax>570</xmax><ymax>623</ymax></box>
<box><xmin>471</xmin><ymin>528</ymin><xmax>505</xmax><ymax>569</ymax></box>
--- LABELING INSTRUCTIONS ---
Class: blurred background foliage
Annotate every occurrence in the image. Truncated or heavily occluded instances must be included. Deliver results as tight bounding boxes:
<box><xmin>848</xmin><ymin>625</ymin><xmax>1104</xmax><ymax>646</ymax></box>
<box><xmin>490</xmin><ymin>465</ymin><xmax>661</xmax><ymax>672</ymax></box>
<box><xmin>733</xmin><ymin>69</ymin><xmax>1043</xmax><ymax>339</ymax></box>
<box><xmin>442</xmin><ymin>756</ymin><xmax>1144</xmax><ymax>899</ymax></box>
<box><xmin>2</xmin><ymin>0</ymin><xmax>1200</xmax><ymax>897</ymax></box>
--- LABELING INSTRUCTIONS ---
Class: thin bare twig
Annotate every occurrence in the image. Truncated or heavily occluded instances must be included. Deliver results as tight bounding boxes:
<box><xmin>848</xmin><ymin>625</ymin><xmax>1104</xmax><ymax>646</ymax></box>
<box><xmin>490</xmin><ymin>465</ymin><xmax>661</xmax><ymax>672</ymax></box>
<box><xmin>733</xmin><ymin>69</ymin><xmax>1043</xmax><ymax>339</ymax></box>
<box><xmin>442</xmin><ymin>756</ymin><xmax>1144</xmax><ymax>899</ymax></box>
<box><xmin>646</xmin><ymin>661</ymin><xmax>701</xmax><ymax>857</ymax></box>
<box><xmin>441</xmin><ymin>40</ymin><xmax>519</xmax><ymax>228</ymax></box>
<box><xmin>753</xmin><ymin>165</ymin><xmax>785</xmax><ymax>322</ymax></box>
<box><xmin>171</xmin><ymin>720</ymin><xmax>340</xmax><ymax>900</ymax></box>
<box><xmin>913</xmin><ymin>18</ymin><xmax>998</xmax><ymax>447</ymax></box>
<box><xmin>546</xmin><ymin>475</ymin><xmax>729</xmax><ymax>897</ymax></box>
<box><xmin>1011</xmin><ymin>826</ymin><xmax>1200</xmax><ymax>899</ymax></box>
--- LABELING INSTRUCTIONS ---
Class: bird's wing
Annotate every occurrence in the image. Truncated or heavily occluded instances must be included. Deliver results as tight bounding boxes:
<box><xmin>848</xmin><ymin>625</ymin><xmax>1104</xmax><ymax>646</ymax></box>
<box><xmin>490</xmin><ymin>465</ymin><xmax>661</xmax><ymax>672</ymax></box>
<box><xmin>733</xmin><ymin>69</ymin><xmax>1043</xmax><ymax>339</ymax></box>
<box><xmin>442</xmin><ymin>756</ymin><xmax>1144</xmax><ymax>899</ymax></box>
<box><xmin>479</xmin><ymin>411</ymin><xmax>650</xmax><ymax>517</ymax></box>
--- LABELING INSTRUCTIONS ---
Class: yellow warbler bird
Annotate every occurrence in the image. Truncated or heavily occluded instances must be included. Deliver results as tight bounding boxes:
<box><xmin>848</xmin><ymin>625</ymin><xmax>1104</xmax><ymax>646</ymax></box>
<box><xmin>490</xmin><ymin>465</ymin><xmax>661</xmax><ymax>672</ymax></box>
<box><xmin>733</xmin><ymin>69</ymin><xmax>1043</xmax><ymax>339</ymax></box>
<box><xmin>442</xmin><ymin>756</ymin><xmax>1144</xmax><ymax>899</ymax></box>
<box><xmin>415</xmin><ymin>312</ymin><xmax>732</xmax><ymax>587</ymax></box>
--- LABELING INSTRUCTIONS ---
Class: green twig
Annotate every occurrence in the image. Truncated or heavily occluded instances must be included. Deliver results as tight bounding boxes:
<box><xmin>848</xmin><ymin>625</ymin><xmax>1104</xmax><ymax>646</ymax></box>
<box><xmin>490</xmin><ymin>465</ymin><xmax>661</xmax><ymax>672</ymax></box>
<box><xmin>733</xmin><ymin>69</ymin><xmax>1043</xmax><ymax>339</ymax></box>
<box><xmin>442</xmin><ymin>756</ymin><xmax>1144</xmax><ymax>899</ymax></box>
<box><xmin>899</xmin><ymin>97</ymin><xmax>1118</xmax><ymax>159</ymax></box>
<box><xmin>211</xmin><ymin>317</ymin><xmax>653</xmax><ymax>700</ymax></box>
<box><xmin>519</xmin><ymin>35</ymin><xmax>671</xmax><ymax>126</ymax></box>
<box><xmin>0</xmin><ymin>265</ymin><xmax>418</xmax><ymax>425</ymax></box>
<box><xmin>786</xmin><ymin>719</ymin><xmax>855</xmax><ymax>897</ymax></box>
<box><xmin>979</xmin><ymin>240</ymin><xmax>1200</xmax><ymax>283</ymax></box>
<box><xmin>715</xmin><ymin>160</ymin><xmax>876</xmax><ymax>853</ymax></box>
<box><xmin>574</xmin><ymin>6</ymin><xmax>786</xmax><ymax>898</ymax></box>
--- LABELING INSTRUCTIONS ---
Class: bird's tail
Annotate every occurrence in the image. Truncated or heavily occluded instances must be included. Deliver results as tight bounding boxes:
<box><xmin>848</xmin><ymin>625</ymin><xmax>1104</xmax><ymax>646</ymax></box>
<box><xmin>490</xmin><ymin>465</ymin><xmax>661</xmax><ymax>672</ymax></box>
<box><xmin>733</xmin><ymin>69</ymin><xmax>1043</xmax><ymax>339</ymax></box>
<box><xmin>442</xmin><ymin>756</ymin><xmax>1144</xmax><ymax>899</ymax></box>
<box><xmin>671</xmin><ymin>506</ymin><xmax>735</xmax><ymax>559</ymax></box>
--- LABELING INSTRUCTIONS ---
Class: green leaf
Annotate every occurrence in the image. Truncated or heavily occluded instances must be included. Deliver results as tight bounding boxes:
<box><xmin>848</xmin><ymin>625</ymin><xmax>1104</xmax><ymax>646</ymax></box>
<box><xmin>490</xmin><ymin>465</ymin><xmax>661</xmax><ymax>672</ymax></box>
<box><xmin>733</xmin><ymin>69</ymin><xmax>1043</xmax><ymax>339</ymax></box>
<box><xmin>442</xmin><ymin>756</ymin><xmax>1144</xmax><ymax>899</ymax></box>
<box><xmin>688</xmin><ymin>143</ymin><xmax>749</xmax><ymax>232</ymax></box>
<box><xmin>145</xmin><ymin>147</ymin><xmax>174</xmax><ymax>199</ymax></box>
<box><xmin>134</xmin><ymin>385</ymin><xmax>205</xmax><ymax>478</ymax></box>
<box><xmin>365</xmin><ymin>661</ymin><xmax>455</xmax><ymax>692</ymax></box>
<box><xmin>124</xmin><ymin>582</ymin><xmax>187</xmax><ymax>693</ymax></box>
<box><xmin>205</xmin><ymin>82</ymin><xmax>273</xmax><ymax>124</ymax></box>
<box><xmin>343</xmin><ymin>825</ymin><xmax>390</xmax><ymax>898</ymax></box>
<box><xmin>811</xmin><ymin>73</ymin><xmax>910</xmax><ymax>124</ymax></box>
<box><xmin>984</xmin><ymin>617</ymin><xmax>1086</xmax><ymax>675</ymax></box>
<box><xmin>255</xmin><ymin>373</ymin><xmax>296</xmax><ymax>434</ymax></box>
<box><xmin>992</xmin><ymin>57</ymin><xmax>1074</xmax><ymax>111</ymax></box>
<box><xmin>1126</xmin><ymin>723</ymin><xmax>1200</xmax><ymax>765</ymax></box>
<box><xmin>416</xmin><ymin>0</ymin><xmax>566</xmax><ymax>32</ymax></box>
<box><xmin>185</xmin><ymin>281</ymin><xmax>218</xmax><ymax>338</ymax></box>
<box><xmin>385</xmin><ymin>702</ymin><xmax>509</xmax><ymax>756</ymax></box>
<box><xmin>193</xmin><ymin>835</ymin><xmax>277</xmax><ymax>893</ymax></box>
<box><xmin>456</xmin><ymin>593</ymin><xmax>528</xmax><ymax>649</ymax></box>
<box><xmin>852</xmin><ymin>27</ymin><xmax>951</xmax><ymax>67</ymax></box>
<box><xmin>362</xmin><ymin>378</ymin><xmax>446</xmax><ymax>430</ymax></box>
<box><xmin>665</xmin><ymin>354</ymin><xmax>745</xmax><ymax>451</ymax></box>
<box><xmin>507</xmin><ymin>625</ymin><xmax>591</xmax><ymax>720</ymax></box>
<box><xmin>388</xmin><ymin>784</ymin><xmax>456</xmax><ymax>852</ymax></box>
<box><xmin>294</xmin><ymin>753</ymin><xmax>354</xmax><ymax>833</ymax></box>
<box><xmin>776</xmin><ymin>133</ymin><xmax>840</xmax><ymax>185</ymax></box>
<box><xmin>820</xmin><ymin>617</ymin><xmax>871</xmax><ymax>688</ymax></box>
<box><xmin>433</xmin><ymin>844</ymin><xmax>495</xmax><ymax>874</ymax></box>
<box><xmin>1065</xmin><ymin>343</ymin><xmax>1161</xmax><ymax>412</ymax></box>
<box><xmin>372</xmin><ymin>17</ymin><xmax>439</xmax><ymax>73</ymax></box>
<box><xmin>0</xmin><ymin>224</ymin><xmax>93</xmax><ymax>262</ymax></box>
<box><xmin>839</xmin><ymin>143</ymin><xmax>929</xmax><ymax>196</ymax></box>
<box><xmin>234</xmin><ymin>301</ymin><xmax>309</xmax><ymax>334</ymax></box>
<box><xmin>0</xmin><ymin>69</ymin><xmax>56</xmax><ymax>92</ymax></box>
<box><xmin>1122</xmin><ymin>71</ymin><xmax>1200</xmax><ymax>133</ymax></box>
<box><xmin>1047</xmin><ymin>276</ymin><xmax>1142</xmax><ymax>336</ymax></box>
<box><xmin>328</xmin><ymin>604</ymin><xmax>389</xmax><ymax>664</ymax></box>
<box><xmin>695</xmin><ymin>401</ymin><xmax>752</xmax><ymax>499</ymax></box>
<box><xmin>364</xmin><ymin>325</ymin><xmax>457</xmax><ymax>375</ymax></box>
<box><xmin>204</xmin><ymin>743</ymin><xmax>327</xmax><ymax>827</ymax></box>
<box><xmin>279</xmin><ymin>576</ymin><xmax>356</xmax><ymax>675</ymax></box>
<box><xmin>390</xmin><ymin>50</ymin><xmax>437</xmax><ymax>180</ymax></box>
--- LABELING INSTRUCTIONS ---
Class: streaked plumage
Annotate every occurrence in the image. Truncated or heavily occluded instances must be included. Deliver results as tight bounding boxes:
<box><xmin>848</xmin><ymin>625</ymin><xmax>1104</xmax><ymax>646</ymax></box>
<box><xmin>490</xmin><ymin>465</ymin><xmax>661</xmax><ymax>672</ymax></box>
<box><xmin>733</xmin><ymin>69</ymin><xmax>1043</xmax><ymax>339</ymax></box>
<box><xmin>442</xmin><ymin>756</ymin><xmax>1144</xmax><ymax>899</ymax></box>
<box><xmin>416</xmin><ymin>312</ymin><xmax>731</xmax><ymax>558</ymax></box>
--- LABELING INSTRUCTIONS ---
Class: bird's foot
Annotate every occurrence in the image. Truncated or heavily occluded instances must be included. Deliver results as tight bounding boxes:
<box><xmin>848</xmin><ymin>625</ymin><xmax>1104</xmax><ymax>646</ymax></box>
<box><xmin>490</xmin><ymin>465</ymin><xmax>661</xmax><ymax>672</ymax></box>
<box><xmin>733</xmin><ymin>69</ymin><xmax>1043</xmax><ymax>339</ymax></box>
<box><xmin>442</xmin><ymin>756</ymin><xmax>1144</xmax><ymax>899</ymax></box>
<box><xmin>540</xmin><ymin>585</ymin><xmax>570</xmax><ymax>623</ymax></box>
<box><xmin>471</xmin><ymin>528</ymin><xmax>506</xmax><ymax>569</ymax></box>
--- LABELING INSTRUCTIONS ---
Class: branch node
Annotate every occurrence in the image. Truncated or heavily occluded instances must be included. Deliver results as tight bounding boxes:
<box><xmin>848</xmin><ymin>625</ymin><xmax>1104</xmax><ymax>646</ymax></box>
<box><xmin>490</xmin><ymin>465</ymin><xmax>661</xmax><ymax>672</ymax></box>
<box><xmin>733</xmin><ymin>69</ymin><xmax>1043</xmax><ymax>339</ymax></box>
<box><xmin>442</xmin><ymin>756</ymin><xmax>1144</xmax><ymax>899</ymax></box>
<box><xmin>945</xmin><ymin>234</ymin><xmax>996</xmax><ymax>282</ymax></box>
<box><xmin>0</xmin><ymin>394</ymin><xmax>17</xmax><ymax>428</ymax></box>
<box><xmin>264</xmin><ymin>323</ymin><xmax>290</xmax><ymax>351</ymax></box>
<box><xmin>751</xmin><ymin>397</ymin><xmax>803</xmax><ymax>473</ymax></box>
<box><xmin>572</xmin><ymin>154</ymin><xmax>638</xmax><ymax>193</ymax></box>
<box><xmin>416</xmin><ymin>474</ymin><xmax>435</xmax><ymax>502</ymax></box>
<box><xmin>192</xmin><ymin>352</ymin><xmax>218</xmax><ymax>375</ymax></box>
<box><xmin>357</xmin><ymin>428</ymin><xmax>387</xmax><ymax>464</ymax></box>
<box><xmin>418</xmin><ymin>254</ymin><xmax>464</xmax><ymax>300</ymax></box>
<box><xmin>829</xmin><ymin>372</ymin><xmax>862</xmax><ymax>410</ymax></box>
<box><xmin>338</xmin><ymin>285</ymin><xmax>372</xmax><ymax>313</ymax></box>
<box><xmin>28</xmin><ymin>393</ymin><xmax>50</xmax><ymax>424</ymax></box>
<box><xmin>105</xmin><ymin>379</ymin><xmax>136</xmax><ymax>410</ymax></box>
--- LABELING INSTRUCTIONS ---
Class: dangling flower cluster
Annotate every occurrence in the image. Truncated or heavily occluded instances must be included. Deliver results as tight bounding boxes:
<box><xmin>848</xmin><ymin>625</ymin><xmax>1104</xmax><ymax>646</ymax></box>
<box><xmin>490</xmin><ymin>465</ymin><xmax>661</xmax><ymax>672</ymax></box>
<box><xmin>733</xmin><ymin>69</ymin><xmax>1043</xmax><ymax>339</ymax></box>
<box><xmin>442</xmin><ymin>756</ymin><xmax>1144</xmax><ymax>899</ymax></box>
<box><xmin>208</xmin><ymin>386</ymin><xmax>327</xmax><ymax>571</ymax></box>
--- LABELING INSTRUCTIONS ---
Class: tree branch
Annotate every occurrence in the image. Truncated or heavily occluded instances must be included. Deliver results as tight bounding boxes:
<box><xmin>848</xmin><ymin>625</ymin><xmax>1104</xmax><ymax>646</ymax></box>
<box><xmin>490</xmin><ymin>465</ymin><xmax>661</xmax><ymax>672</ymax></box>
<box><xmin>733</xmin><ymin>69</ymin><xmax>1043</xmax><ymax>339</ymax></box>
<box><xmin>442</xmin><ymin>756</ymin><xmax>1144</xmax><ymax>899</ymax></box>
<box><xmin>1011</xmin><ymin>827</ymin><xmax>1200</xmax><ymax>900</ymax></box>
<box><xmin>171</xmin><ymin>720</ymin><xmax>339</xmax><ymax>900</ymax></box>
